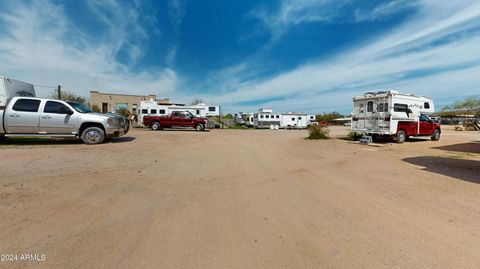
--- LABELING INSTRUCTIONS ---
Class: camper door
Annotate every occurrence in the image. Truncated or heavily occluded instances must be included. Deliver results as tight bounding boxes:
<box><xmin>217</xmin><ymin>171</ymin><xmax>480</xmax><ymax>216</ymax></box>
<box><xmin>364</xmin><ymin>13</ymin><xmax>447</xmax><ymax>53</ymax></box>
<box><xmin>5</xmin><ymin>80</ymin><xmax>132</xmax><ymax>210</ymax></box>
<box><xmin>353</xmin><ymin>99</ymin><xmax>366</xmax><ymax>129</ymax></box>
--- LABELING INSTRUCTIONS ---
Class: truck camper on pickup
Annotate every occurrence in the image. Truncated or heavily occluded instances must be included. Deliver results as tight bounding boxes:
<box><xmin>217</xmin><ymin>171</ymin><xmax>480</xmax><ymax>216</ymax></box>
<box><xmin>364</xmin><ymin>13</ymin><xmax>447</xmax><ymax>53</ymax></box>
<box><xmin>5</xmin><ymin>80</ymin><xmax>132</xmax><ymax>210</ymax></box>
<box><xmin>351</xmin><ymin>90</ymin><xmax>441</xmax><ymax>143</ymax></box>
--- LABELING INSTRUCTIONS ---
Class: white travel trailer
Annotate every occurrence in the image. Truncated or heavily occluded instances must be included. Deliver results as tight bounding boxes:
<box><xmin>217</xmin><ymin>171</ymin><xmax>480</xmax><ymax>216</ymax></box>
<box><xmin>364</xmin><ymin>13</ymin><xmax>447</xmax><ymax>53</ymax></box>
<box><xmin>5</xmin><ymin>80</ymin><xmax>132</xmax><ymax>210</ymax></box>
<box><xmin>0</xmin><ymin>76</ymin><xmax>36</xmax><ymax>108</ymax></box>
<box><xmin>137</xmin><ymin>100</ymin><xmax>219</xmax><ymax>125</ymax></box>
<box><xmin>280</xmin><ymin>113</ymin><xmax>315</xmax><ymax>128</ymax></box>
<box><xmin>234</xmin><ymin>112</ymin><xmax>255</xmax><ymax>127</ymax></box>
<box><xmin>351</xmin><ymin>90</ymin><xmax>436</xmax><ymax>136</ymax></box>
<box><xmin>251</xmin><ymin>108</ymin><xmax>315</xmax><ymax>129</ymax></box>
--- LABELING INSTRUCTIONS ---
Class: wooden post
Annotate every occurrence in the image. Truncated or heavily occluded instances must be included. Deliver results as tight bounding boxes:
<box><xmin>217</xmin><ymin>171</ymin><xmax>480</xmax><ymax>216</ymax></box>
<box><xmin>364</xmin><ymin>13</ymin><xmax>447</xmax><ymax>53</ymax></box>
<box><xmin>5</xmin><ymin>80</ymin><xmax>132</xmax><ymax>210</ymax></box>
<box><xmin>57</xmin><ymin>85</ymin><xmax>61</xmax><ymax>99</ymax></box>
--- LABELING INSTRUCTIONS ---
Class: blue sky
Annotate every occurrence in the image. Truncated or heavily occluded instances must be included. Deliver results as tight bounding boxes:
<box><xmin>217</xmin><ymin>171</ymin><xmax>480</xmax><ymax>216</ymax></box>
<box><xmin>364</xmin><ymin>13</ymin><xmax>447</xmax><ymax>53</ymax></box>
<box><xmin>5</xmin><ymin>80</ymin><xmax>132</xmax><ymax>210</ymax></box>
<box><xmin>0</xmin><ymin>0</ymin><xmax>479</xmax><ymax>114</ymax></box>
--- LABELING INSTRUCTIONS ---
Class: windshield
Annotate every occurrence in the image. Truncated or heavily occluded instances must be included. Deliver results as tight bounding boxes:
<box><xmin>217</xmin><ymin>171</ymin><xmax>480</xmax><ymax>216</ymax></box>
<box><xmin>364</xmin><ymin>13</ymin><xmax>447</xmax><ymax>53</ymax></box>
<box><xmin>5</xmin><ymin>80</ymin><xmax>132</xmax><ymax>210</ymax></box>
<box><xmin>67</xmin><ymin>102</ymin><xmax>93</xmax><ymax>113</ymax></box>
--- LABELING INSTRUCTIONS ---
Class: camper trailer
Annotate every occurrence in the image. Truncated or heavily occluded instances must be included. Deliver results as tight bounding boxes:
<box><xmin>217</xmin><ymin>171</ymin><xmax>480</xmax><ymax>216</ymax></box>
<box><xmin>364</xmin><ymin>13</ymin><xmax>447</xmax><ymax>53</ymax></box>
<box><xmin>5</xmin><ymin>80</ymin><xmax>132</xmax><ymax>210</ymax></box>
<box><xmin>250</xmin><ymin>108</ymin><xmax>315</xmax><ymax>129</ymax></box>
<box><xmin>0</xmin><ymin>76</ymin><xmax>36</xmax><ymax>108</ymax></box>
<box><xmin>138</xmin><ymin>101</ymin><xmax>219</xmax><ymax>126</ymax></box>
<box><xmin>351</xmin><ymin>90</ymin><xmax>441</xmax><ymax>143</ymax></box>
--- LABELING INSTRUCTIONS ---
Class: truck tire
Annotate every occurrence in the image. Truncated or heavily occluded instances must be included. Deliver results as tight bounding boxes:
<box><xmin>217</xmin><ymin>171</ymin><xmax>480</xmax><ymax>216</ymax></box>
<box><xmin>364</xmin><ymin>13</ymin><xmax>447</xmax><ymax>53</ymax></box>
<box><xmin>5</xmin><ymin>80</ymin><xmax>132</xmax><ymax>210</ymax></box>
<box><xmin>431</xmin><ymin>129</ymin><xmax>441</xmax><ymax>141</ymax></box>
<box><xmin>195</xmin><ymin>123</ymin><xmax>205</xmax><ymax>132</ymax></box>
<box><xmin>151</xmin><ymin>121</ymin><xmax>162</xmax><ymax>131</ymax></box>
<box><xmin>396</xmin><ymin>130</ymin><xmax>406</xmax><ymax>144</ymax></box>
<box><xmin>81</xmin><ymin>127</ymin><xmax>105</xmax><ymax>145</ymax></box>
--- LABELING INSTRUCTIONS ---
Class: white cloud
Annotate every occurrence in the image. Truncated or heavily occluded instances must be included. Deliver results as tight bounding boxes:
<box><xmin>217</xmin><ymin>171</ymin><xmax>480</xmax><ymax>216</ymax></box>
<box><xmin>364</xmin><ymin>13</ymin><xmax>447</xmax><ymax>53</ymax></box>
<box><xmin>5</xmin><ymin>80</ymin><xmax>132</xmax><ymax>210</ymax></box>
<box><xmin>0</xmin><ymin>0</ymin><xmax>177</xmax><ymax>99</ymax></box>
<box><xmin>208</xmin><ymin>0</ymin><xmax>480</xmax><ymax>113</ymax></box>
<box><xmin>168</xmin><ymin>0</ymin><xmax>188</xmax><ymax>33</ymax></box>
<box><xmin>249</xmin><ymin>0</ymin><xmax>420</xmax><ymax>41</ymax></box>
<box><xmin>354</xmin><ymin>0</ymin><xmax>420</xmax><ymax>22</ymax></box>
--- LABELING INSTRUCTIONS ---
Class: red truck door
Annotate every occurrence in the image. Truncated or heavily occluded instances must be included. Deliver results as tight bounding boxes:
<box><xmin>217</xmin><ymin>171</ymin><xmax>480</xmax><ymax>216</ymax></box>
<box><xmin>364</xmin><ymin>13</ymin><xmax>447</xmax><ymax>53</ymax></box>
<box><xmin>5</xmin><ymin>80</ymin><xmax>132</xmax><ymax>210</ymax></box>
<box><xmin>171</xmin><ymin>111</ymin><xmax>184</xmax><ymax>127</ymax></box>
<box><xmin>171</xmin><ymin>111</ymin><xmax>195</xmax><ymax>127</ymax></box>
<box><xmin>418</xmin><ymin>114</ymin><xmax>434</xmax><ymax>135</ymax></box>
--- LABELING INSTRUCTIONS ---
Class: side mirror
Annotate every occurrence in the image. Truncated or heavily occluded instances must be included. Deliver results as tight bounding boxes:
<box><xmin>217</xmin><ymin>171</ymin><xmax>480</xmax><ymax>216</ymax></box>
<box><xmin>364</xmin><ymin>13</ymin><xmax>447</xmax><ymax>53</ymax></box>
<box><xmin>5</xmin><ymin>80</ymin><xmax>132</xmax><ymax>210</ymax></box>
<box><xmin>67</xmin><ymin>109</ymin><xmax>74</xmax><ymax>115</ymax></box>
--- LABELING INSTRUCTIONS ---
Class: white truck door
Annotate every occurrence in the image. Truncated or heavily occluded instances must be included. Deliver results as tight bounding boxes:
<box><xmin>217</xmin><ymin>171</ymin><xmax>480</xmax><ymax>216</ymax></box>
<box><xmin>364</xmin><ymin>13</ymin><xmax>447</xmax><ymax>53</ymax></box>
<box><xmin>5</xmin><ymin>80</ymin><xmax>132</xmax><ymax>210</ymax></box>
<box><xmin>39</xmin><ymin>101</ymin><xmax>76</xmax><ymax>134</ymax></box>
<box><xmin>6</xmin><ymin>98</ymin><xmax>41</xmax><ymax>133</ymax></box>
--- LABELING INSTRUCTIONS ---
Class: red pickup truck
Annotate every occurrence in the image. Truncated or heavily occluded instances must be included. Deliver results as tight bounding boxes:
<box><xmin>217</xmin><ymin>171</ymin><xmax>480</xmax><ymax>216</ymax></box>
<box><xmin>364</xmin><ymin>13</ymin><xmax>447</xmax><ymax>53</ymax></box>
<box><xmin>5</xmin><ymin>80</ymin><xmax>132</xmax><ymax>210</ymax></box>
<box><xmin>143</xmin><ymin>111</ymin><xmax>209</xmax><ymax>131</ymax></box>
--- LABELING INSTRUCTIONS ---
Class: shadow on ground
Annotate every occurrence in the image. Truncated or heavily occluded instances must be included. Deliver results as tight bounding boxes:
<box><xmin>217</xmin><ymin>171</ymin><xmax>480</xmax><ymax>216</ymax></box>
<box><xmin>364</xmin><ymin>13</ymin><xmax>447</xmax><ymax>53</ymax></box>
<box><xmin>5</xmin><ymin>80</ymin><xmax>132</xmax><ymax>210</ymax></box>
<box><xmin>0</xmin><ymin>136</ymin><xmax>135</xmax><ymax>146</ymax></box>
<box><xmin>403</xmin><ymin>156</ymin><xmax>480</xmax><ymax>184</ymax></box>
<box><xmin>109</xmin><ymin>136</ymin><xmax>136</xmax><ymax>143</ymax></box>
<box><xmin>433</xmin><ymin>142</ymin><xmax>480</xmax><ymax>154</ymax></box>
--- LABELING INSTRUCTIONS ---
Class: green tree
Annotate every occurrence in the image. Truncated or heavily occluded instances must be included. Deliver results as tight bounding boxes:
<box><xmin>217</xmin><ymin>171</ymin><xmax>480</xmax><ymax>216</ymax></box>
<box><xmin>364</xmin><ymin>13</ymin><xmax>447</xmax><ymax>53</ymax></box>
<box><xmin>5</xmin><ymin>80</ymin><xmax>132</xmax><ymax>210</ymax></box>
<box><xmin>223</xmin><ymin>113</ymin><xmax>233</xmax><ymax>119</ymax></box>
<box><xmin>316</xmin><ymin>111</ymin><xmax>344</xmax><ymax>122</ymax></box>
<box><xmin>50</xmin><ymin>89</ymin><xmax>87</xmax><ymax>104</ymax></box>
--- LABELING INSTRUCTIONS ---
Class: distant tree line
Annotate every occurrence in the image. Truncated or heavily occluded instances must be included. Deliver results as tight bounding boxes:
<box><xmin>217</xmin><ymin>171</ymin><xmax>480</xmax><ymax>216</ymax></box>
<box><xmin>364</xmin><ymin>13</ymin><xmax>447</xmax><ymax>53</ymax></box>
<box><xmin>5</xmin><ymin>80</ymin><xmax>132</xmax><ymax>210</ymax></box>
<box><xmin>440</xmin><ymin>97</ymin><xmax>480</xmax><ymax>117</ymax></box>
<box><xmin>315</xmin><ymin>111</ymin><xmax>345</xmax><ymax>121</ymax></box>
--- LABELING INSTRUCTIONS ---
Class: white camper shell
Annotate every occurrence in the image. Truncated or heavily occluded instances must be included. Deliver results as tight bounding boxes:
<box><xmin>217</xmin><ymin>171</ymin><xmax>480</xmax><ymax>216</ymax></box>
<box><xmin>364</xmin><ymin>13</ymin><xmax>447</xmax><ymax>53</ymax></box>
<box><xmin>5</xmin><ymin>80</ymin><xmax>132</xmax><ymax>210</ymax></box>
<box><xmin>0</xmin><ymin>76</ymin><xmax>36</xmax><ymax>108</ymax></box>
<box><xmin>351</xmin><ymin>90</ymin><xmax>434</xmax><ymax>135</ymax></box>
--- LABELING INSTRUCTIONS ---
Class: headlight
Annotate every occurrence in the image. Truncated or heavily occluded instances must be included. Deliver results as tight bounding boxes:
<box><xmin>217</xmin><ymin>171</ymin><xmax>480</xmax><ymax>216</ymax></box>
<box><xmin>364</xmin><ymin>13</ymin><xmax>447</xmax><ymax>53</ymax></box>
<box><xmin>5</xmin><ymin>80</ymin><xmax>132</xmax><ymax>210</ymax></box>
<box><xmin>107</xmin><ymin>117</ymin><xmax>115</xmax><ymax>126</ymax></box>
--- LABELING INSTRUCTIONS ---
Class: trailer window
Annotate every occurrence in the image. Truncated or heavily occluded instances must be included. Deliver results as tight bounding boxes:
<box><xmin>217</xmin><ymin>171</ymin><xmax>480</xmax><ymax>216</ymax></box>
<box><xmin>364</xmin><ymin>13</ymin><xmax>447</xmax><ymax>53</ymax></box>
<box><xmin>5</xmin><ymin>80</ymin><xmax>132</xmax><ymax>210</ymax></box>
<box><xmin>276</xmin><ymin>115</ymin><xmax>280</xmax><ymax>119</ymax></box>
<box><xmin>196</xmin><ymin>109</ymin><xmax>200</xmax><ymax>115</ymax></box>
<box><xmin>150</xmin><ymin>109</ymin><xmax>157</xmax><ymax>114</ymax></box>
<box><xmin>208</xmin><ymin>107</ymin><xmax>216</xmax><ymax>112</ymax></box>
<box><xmin>377</xmin><ymin>103</ymin><xmax>388</xmax><ymax>112</ymax></box>
<box><xmin>265</xmin><ymin>115</ymin><xmax>269</xmax><ymax>119</ymax></box>
<box><xmin>424</xmin><ymin>102</ymin><xmax>430</xmax><ymax>109</ymax></box>
<box><xmin>367</xmin><ymin>101</ymin><xmax>374</xmax><ymax>112</ymax></box>
<box><xmin>141</xmin><ymin>109</ymin><xmax>148</xmax><ymax>114</ymax></box>
<box><xmin>292</xmin><ymin>118</ymin><xmax>295</xmax><ymax>121</ymax></box>
<box><xmin>394</xmin><ymin>103</ymin><xmax>409</xmax><ymax>112</ymax></box>
<box><xmin>12</xmin><ymin>99</ymin><xmax>41</xmax><ymax>112</ymax></box>
<box><xmin>159</xmin><ymin>109</ymin><xmax>166</xmax><ymax>114</ymax></box>
<box><xmin>260</xmin><ymin>115</ymin><xmax>264</xmax><ymax>119</ymax></box>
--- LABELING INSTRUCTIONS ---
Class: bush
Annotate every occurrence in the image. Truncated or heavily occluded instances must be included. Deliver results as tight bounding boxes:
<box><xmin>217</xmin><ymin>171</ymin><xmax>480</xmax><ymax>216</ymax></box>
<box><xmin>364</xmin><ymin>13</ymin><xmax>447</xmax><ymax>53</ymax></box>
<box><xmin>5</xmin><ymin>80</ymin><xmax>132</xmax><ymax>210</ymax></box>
<box><xmin>347</xmin><ymin>131</ymin><xmax>362</xmax><ymax>140</ymax></box>
<box><xmin>91</xmin><ymin>104</ymin><xmax>100</xmax><ymax>112</ymax></box>
<box><xmin>307</xmin><ymin>124</ymin><xmax>329</xmax><ymax>139</ymax></box>
<box><xmin>116</xmin><ymin>108</ymin><xmax>131</xmax><ymax>118</ymax></box>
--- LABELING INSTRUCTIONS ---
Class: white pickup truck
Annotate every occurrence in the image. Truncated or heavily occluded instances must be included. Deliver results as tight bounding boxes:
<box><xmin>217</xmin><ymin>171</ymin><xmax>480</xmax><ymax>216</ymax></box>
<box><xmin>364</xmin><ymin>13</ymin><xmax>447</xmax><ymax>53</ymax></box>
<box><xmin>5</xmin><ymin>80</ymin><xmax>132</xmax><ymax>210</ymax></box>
<box><xmin>0</xmin><ymin>77</ymin><xmax>129</xmax><ymax>144</ymax></box>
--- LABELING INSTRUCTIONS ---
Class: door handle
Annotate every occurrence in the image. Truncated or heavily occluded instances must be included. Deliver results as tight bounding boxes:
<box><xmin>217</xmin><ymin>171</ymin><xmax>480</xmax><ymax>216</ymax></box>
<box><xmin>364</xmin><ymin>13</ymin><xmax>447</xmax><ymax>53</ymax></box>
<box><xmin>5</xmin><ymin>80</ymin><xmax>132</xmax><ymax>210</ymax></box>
<box><xmin>41</xmin><ymin>115</ymin><xmax>52</xmax><ymax>119</ymax></box>
<box><xmin>9</xmin><ymin>114</ymin><xmax>20</xmax><ymax>117</ymax></box>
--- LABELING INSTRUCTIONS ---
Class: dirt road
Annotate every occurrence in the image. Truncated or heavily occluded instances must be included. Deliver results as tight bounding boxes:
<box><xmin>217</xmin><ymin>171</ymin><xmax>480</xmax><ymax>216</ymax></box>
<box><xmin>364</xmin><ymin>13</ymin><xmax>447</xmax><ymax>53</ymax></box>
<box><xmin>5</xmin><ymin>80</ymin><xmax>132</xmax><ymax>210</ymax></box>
<box><xmin>1</xmin><ymin>127</ymin><xmax>479</xmax><ymax>268</ymax></box>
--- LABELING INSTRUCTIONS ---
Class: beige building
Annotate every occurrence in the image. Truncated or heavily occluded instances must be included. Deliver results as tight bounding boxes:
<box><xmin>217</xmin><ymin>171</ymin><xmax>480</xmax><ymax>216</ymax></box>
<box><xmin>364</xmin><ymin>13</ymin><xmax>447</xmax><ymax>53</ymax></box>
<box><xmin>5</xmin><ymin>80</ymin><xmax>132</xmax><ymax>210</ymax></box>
<box><xmin>90</xmin><ymin>91</ymin><xmax>169</xmax><ymax>114</ymax></box>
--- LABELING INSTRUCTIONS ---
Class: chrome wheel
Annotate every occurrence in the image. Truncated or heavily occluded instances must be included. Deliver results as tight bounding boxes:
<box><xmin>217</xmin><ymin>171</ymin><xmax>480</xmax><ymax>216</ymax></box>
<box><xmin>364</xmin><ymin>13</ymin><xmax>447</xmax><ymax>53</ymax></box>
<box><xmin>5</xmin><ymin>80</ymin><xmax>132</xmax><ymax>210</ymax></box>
<box><xmin>86</xmin><ymin>130</ymin><xmax>101</xmax><ymax>143</ymax></box>
<box><xmin>396</xmin><ymin>130</ymin><xmax>406</xmax><ymax>144</ymax></box>
<box><xmin>151</xmin><ymin>122</ymin><xmax>160</xmax><ymax>131</ymax></box>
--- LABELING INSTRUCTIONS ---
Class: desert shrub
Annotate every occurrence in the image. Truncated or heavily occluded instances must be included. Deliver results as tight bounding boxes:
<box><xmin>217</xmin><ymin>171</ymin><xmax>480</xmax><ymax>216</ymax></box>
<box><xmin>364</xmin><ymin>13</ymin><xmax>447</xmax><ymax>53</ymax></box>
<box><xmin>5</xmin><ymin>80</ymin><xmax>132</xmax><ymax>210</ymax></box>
<box><xmin>307</xmin><ymin>124</ymin><xmax>329</xmax><ymax>139</ymax></box>
<box><xmin>91</xmin><ymin>104</ymin><xmax>100</xmax><ymax>112</ymax></box>
<box><xmin>116</xmin><ymin>108</ymin><xmax>131</xmax><ymax>118</ymax></box>
<box><xmin>347</xmin><ymin>131</ymin><xmax>362</xmax><ymax>140</ymax></box>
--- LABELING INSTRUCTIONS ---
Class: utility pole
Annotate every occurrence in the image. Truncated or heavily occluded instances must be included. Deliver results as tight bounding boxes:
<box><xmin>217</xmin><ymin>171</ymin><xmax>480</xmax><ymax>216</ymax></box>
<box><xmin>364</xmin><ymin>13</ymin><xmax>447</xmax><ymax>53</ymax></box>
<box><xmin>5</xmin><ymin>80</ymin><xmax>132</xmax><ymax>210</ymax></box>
<box><xmin>57</xmin><ymin>85</ymin><xmax>61</xmax><ymax>99</ymax></box>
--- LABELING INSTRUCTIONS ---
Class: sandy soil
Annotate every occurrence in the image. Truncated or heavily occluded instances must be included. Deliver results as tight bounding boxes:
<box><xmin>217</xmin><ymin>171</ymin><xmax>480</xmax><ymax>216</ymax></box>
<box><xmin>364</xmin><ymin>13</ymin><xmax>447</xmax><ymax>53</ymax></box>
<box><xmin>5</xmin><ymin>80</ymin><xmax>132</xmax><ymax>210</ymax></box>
<box><xmin>0</xmin><ymin>126</ymin><xmax>479</xmax><ymax>268</ymax></box>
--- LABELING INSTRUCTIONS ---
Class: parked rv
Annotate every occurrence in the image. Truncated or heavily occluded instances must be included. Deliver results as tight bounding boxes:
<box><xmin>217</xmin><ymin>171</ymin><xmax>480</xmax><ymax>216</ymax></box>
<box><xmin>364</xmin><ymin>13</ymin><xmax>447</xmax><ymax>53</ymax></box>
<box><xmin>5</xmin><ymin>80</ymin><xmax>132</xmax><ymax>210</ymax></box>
<box><xmin>1</xmin><ymin>96</ymin><xmax>129</xmax><ymax>144</ymax></box>
<box><xmin>143</xmin><ymin>111</ymin><xmax>209</xmax><ymax>131</ymax></box>
<box><xmin>351</xmin><ymin>90</ymin><xmax>441</xmax><ymax>143</ymax></box>
<box><xmin>249</xmin><ymin>108</ymin><xmax>316</xmax><ymax>129</ymax></box>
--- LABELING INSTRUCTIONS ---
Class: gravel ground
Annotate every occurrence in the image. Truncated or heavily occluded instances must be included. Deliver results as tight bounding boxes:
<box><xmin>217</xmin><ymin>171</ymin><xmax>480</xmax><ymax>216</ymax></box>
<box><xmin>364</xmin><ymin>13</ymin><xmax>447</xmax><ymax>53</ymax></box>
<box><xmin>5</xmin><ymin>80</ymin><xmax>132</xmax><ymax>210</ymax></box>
<box><xmin>0</xmin><ymin>126</ymin><xmax>479</xmax><ymax>268</ymax></box>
